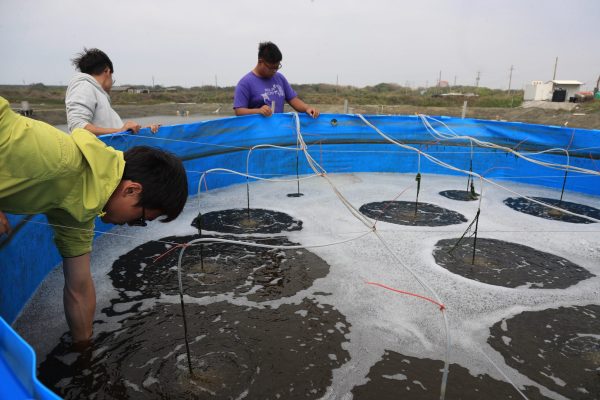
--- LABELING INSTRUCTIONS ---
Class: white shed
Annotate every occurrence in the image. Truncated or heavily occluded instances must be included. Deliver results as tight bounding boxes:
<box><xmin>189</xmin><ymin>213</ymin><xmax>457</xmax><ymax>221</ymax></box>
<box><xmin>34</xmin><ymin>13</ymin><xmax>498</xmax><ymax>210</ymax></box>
<box><xmin>549</xmin><ymin>80</ymin><xmax>583</xmax><ymax>102</ymax></box>
<box><xmin>524</xmin><ymin>80</ymin><xmax>552</xmax><ymax>101</ymax></box>
<box><xmin>524</xmin><ymin>80</ymin><xmax>583</xmax><ymax>102</ymax></box>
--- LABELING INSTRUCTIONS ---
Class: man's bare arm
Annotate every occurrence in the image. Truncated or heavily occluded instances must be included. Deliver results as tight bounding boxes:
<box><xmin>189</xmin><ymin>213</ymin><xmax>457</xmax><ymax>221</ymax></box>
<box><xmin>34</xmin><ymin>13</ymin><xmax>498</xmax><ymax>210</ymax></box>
<box><xmin>62</xmin><ymin>253</ymin><xmax>96</xmax><ymax>343</ymax></box>
<box><xmin>234</xmin><ymin>105</ymin><xmax>273</xmax><ymax>117</ymax></box>
<box><xmin>83</xmin><ymin>121</ymin><xmax>142</xmax><ymax>136</ymax></box>
<box><xmin>288</xmin><ymin>97</ymin><xmax>319</xmax><ymax>118</ymax></box>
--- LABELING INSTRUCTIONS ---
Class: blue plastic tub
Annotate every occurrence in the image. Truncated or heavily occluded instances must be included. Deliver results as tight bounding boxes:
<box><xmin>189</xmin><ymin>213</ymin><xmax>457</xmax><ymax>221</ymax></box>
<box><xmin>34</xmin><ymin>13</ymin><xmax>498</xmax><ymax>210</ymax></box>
<box><xmin>0</xmin><ymin>317</ymin><xmax>60</xmax><ymax>399</ymax></box>
<box><xmin>1</xmin><ymin>113</ymin><xmax>599</xmax><ymax>399</ymax></box>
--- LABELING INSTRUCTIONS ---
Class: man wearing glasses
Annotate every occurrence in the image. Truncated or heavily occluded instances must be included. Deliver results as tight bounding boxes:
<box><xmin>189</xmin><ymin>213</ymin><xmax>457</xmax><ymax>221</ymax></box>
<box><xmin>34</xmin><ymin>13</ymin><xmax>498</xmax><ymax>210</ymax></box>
<box><xmin>0</xmin><ymin>96</ymin><xmax>187</xmax><ymax>344</ymax></box>
<box><xmin>233</xmin><ymin>42</ymin><xmax>319</xmax><ymax>118</ymax></box>
<box><xmin>65</xmin><ymin>48</ymin><xmax>159</xmax><ymax>135</ymax></box>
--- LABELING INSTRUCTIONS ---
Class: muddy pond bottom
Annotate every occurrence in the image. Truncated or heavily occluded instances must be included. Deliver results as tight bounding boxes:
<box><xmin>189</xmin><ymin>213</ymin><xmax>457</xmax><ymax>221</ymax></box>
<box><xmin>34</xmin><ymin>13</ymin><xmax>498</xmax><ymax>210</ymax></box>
<box><xmin>14</xmin><ymin>173</ymin><xmax>599</xmax><ymax>400</ymax></box>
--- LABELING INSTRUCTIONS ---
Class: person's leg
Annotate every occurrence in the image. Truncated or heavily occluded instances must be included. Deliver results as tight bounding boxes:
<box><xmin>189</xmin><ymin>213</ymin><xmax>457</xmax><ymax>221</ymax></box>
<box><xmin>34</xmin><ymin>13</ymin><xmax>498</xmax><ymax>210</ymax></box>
<box><xmin>62</xmin><ymin>253</ymin><xmax>95</xmax><ymax>343</ymax></box>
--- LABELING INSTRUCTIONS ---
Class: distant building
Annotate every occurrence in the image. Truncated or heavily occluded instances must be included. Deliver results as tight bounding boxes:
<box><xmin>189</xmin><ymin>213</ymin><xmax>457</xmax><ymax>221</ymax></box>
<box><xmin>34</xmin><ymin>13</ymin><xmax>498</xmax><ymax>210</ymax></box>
<box><xmin>437</xmin><ymin>80</ymin><xmax>449</xmax><ymax>88</ymax></box>
<box><xmin>524</xmin><ymin>80</ymin><xmax>582</xmax><ymax>102</ymax></box>
<box><xmin>524</xmin><ymin>81</ymin><xmax>552</xmax><ymax>101</ymax></box>
<box><xmin>111</xmin><ymin>86</ymin><xmax>134</xmax><ymax>93</ymax></box>
<box><xmin>549</xmin><ymin>80</ymin><xmax>582</xmax><ymax>102</ymax></box>
<box><xmin>438</xmin><ymin>92</ymin><xmax>478</xmax><ymax>97</ymax></box>
<box><xmin>111</xmin><ymin>86</ymin><xmax>150</xmax><ymax>94</ymax></box>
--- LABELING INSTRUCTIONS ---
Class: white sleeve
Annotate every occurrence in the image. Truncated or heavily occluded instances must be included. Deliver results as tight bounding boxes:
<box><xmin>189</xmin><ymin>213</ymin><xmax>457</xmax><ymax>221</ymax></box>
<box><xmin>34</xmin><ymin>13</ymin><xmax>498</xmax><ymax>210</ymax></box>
<box><xmin>65</xmin><ymin>82</ymin><xmax>97</xmax><ymax>132</ymax></box>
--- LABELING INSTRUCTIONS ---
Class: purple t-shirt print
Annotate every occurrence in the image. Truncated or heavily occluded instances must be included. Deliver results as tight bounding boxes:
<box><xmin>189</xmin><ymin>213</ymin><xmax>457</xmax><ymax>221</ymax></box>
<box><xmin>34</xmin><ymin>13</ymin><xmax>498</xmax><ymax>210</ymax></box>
<box><xmin>233</xmin><ymin>71</ymin><xmax>297</xmax><ymax>113</ymax></box>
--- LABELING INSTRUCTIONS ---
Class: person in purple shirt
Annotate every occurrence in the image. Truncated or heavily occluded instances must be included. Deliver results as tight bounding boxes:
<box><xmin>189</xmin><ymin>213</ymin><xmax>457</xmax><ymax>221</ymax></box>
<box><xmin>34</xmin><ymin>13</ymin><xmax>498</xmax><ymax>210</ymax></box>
<box><xmin>233</xmin><ymin>42</ymin><xmax>319</xmax><ymax>118</ymax></box>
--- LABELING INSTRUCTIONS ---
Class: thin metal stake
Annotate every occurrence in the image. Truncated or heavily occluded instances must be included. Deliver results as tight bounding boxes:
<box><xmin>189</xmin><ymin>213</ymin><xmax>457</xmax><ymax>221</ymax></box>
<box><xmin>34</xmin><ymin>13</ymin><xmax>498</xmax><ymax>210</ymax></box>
<box><xmin>296</xmin><ymin>150</ymin><xmax>301</xmax><ymax>195</ymax></box>
<box><xmin>471</xmin><ymin>209</ymin><xmax>481</xmax><ymax>265</ymax></box>
<box><xmin>470</xmin><ymin>181</ymin><xmax>477</xmax><ymax>199</ymax></box>
<box><xmin>414</xmin><ymin>172</ymin><xmax>422</xmax><ymax>216</ymax></box>
<box><xmin>558</xmin><ymin>169</ymin><xmax>569</xmax><ymax>204</ymax></box>
<box><xmin>179</xmin><ymin>294</ymin><xmax>194</xmax><ymax>377</ymax></box>
<box><xmin>246</xmin><ymin>177</ymin><xmax>251</xmax><ymax>217</ymax></box>
<box><xmin>288</xmin><ymin>142</ymin><xmax>304</xmax><ymax>197</ymax></box>
<box><xmin>198</xmin><ymin>213</ymin><xmax>204</xmax><ymax>272</ymax></box>
<box><xmin>467</xmin><ymin>160</ymin><xmax>473</xmax><ymax>192</ymax></box>
<box><xmin>449</xmin><ymin>210</ymin><xmax>477</xmax><ymax>254</ymax></box>
<box><xmin>176</xmin><ymin>244</ymin><xmax>195</xmax><ymax>377</ymax></box>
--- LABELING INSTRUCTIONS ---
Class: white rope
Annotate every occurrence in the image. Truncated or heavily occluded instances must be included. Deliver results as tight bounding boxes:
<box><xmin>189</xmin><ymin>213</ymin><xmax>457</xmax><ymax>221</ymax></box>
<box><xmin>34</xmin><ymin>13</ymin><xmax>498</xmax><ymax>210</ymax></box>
<box><xmin>478</xmin><ymin>348</ymin><xmax>530</xmax><ymax>400</ymax></box>
<box><xmin>196</xmin><ymin>168</ymin><xmax>321</xmax><ymax>211</ymax></box>
<box><xmin>358</xmin><ymin>114</ymin><xmax>600</xmax><ymax>223</ymax></box>
<box><xmin>292</xmin><ymin>113</ymin><xmax>452</xmax><ymax>400</ymax></box>
<box><xmin>420</xmin><ymin>115</ymin><xmax>599</xmax><ymax>176</ymax></box>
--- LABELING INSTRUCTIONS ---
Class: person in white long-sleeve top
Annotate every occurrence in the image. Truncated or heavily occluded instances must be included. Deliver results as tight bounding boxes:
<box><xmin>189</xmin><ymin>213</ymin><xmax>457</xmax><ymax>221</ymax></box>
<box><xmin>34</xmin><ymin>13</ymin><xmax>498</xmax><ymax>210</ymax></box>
<box><xmin>65</xmin><ymin>48</ymin><xmax>158</xmax><ymax>136</ymax></box>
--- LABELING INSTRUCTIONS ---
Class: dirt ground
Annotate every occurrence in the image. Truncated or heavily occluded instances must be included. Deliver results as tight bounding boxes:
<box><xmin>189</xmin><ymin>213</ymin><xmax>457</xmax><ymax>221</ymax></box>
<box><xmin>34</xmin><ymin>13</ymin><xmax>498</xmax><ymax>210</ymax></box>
<box><xmin>339</xmin><ymin>102</ymin><xmax>600</xmax><ymax>130</ymax></box>
<box><xmin>25</xmin><ymin>102</ymin><xmax>600</xmax><ymax>130</ymax></box>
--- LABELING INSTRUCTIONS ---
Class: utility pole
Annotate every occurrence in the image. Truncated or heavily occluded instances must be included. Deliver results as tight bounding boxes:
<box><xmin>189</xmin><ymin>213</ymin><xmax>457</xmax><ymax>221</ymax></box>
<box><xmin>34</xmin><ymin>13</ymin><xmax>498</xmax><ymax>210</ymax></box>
<box><xmin>152</xmin><ymin>76</ymin><xmax>155</xmax><ymax>88</ymax></box>
<box><xmin>453</xmin><ymin>75</ymin><xmax>457</xmax><ymax>87</ymax></box>
<box><xmin>475</xmin><ymin>71</ymin><xmax>481</xmax><ymax>88</ymax></box>
<box><xmin>508</xmin><ymin>65</ymin><xmax>515</xmax><ymax>108</ymax></box>
<box><xmin>438</xmin><ymin>70</ymin><xmax>442</xmax><ymax>86</ymax></box>
<box><xmin>215</xmin><ymin>74</ymin><xmax>218</xmax><ymax>89</ymax></box>
<box><xmin>552</xmin><ymin>57</ymin><xmax>558</xmax><ymax>80</ymax></box>
<box><xmin>508</xmin><ymin>65</ymin><xmax>514</xmax><ymax>94</ymax></box>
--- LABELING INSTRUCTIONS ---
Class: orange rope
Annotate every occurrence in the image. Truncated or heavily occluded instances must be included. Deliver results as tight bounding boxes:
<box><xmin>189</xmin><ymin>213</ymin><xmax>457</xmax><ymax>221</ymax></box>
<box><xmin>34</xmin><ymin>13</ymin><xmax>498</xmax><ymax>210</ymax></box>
<box><xmin>152</xmin><ymin>243</ymin><xmax>189</xmax><ymax>263</ymax></box>
<box><xmin>366</xmin><ymin>281</ymin><xmax>446</xmax><ymax>311</ymax></box>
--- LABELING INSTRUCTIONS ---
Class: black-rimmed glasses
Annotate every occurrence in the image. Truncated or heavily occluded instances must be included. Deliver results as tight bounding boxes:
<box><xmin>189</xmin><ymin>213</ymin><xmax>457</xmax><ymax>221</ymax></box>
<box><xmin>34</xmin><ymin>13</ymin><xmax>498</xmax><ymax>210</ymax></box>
<box><xmin>263</xmin><ymin>62</ymin><xmax>282</xmax><ymax>71</ymax></box>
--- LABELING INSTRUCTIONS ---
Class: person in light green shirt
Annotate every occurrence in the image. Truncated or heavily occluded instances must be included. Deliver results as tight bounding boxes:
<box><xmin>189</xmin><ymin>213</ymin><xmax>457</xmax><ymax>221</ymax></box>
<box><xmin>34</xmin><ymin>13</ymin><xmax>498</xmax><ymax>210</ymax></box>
<box><xmin>0</xmin><ymin>96</ymin><xmax>188</xmax><ymax>343</ymax></box>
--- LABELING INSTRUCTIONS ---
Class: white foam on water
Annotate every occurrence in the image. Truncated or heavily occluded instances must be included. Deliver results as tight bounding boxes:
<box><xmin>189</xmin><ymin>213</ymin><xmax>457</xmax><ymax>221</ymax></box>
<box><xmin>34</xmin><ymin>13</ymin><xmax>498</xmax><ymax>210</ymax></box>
<box><xmin>14</xmin><ymin>173</ymin><xmax>600</xmax><ymax>398</ymax></box>
<box><xmin>382</xmin><ymin>373</ymin><xmax>407</xmax><ymax>381</ymax></box>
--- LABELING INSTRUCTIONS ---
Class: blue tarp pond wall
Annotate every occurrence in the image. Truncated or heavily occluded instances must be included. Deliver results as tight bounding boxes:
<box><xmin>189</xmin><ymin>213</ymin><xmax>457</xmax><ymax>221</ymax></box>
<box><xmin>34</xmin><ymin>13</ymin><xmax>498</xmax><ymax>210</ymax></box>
<box><xmin>1</xmin><ymin>113</ymin><xmax>599</xmax><ymax>398</ymax></box>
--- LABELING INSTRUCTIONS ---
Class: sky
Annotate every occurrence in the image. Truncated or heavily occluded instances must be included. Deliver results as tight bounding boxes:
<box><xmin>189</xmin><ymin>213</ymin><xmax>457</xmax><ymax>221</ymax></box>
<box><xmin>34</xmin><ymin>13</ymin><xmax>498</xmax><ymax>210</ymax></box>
<box><xmin>1</xmin><ymin>0</ymin><xmax>599</xmax><ymax>90</ymax></box>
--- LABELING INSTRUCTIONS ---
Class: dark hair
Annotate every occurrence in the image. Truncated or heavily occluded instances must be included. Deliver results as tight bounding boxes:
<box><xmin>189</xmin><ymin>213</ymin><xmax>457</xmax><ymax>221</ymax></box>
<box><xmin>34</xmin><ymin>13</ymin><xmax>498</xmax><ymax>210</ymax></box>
<box><xmin>258</xmin><ymin>42</ymin><xmax>282</xmax><ymax>63</ymax></box>
<box><xmin>123</xmin><ymin>146</ymin><xmax>188</xmax><ymax>222</ymax></box>
<box><xmin>72</xmin><ymin>48</ymin><xmax>114</xmax><ymax>75</ymax></box>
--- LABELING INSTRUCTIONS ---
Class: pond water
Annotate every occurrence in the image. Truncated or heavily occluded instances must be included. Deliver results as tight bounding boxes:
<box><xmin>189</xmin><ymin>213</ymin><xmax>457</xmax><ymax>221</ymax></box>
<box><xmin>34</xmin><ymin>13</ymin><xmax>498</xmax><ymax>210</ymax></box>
<box><xmin>14</xmin><ymin>173</ymin><xmax>600</xmax><ymax>399</ymax></box>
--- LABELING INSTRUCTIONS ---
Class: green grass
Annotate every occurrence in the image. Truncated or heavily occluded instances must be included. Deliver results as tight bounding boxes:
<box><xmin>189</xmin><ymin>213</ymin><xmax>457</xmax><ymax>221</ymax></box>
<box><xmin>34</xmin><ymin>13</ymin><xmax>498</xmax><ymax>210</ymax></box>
<box><xmin>577</xmin><ymin>98</ymin><xmax>600</xmax><ymax>113</ymax></box>
<box><xmin>0</xmin><ymin>82</ymin><xmax>527</xmax><ymax>108</ymax></box>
